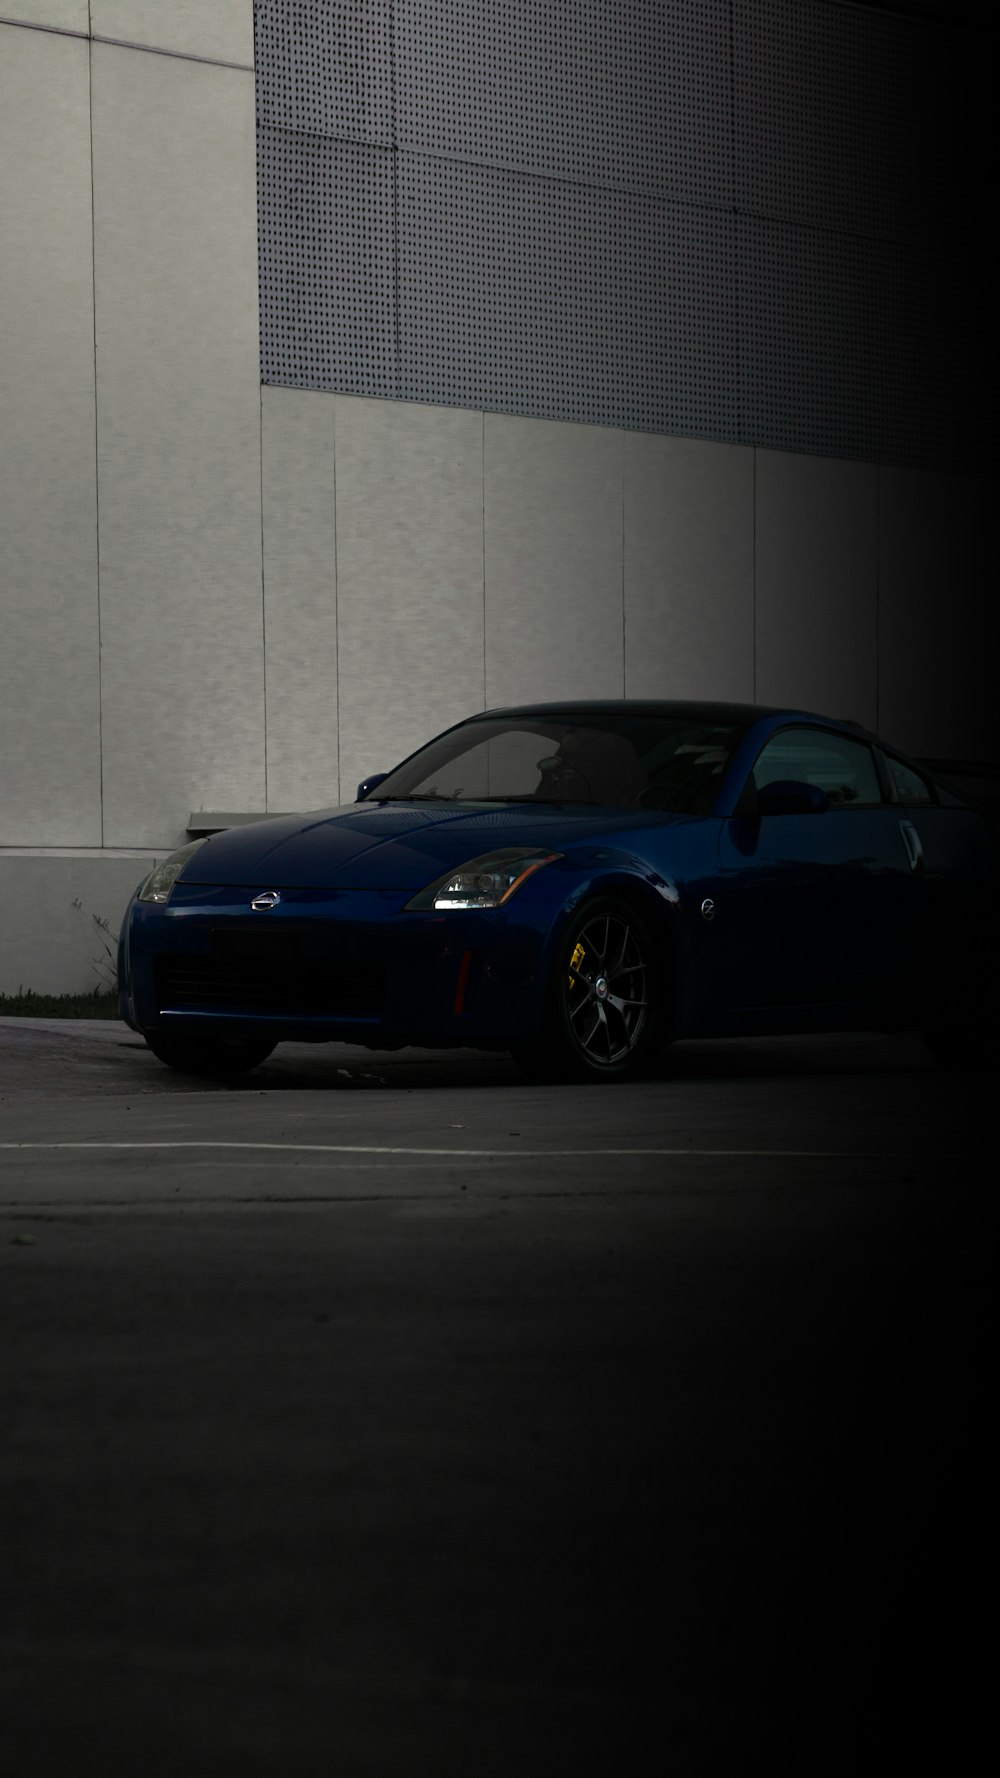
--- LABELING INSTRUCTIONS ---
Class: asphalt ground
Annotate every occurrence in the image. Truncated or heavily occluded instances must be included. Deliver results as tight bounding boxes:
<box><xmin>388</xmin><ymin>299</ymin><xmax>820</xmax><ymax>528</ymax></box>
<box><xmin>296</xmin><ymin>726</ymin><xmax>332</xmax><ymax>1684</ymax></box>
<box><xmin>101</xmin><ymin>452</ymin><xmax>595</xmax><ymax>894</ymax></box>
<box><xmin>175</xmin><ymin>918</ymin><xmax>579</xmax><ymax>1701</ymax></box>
<box><xmin>0</xmin><ymin>1019</ymin><xmax>993</xmax><ymax>1776</ymax></box>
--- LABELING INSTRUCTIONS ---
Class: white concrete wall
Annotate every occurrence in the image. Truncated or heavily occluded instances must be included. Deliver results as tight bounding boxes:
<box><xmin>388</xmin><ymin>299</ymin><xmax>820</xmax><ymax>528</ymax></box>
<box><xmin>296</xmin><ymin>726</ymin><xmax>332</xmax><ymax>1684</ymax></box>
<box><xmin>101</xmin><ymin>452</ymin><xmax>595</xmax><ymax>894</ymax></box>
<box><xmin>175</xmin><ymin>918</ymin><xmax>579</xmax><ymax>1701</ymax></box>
<box><xmin>1</xmin><ymin>851</ymin><xmax>159</xmax><ymax>997</ymax></box>
<box><xmin>5</xmin><ymin>2</ymin><xmax>89</xmax><ymax>28</ymax></box>
<box><xmin>755</xmin><ymin>450</ymin><xmax>878</xmax><ymax>729</ymax></box>
<box><xmin>484</xmin><ymin>416</ymin><xmax>624</xmax><ymax>709</ymax></box>
<box><xmin>260</xmin><ymin>388</ymin><xmax>340</xmax><ymax>815</ymax></box>
<box><xmin>1</xmin><ymin>7</ymin><xmax>262</xmax><ymax>991</ymax></box>
<box><xmin>624</xmin><ymin>434</ymin><xmax>754</xmax><ymax>701</ymax></box>
<box><xmin>92</xmin><ymin>37</ymin><xmax>263</xmax><ymax>849</ymax></box>
<box><xmin>90</xmin><ymin>1</ymin><xmax>254</xmax><ymax>66</ymax></box>
<box><xmin>0</xmin><ymin>23</ymin><xmax>101</xmax><ymax>846</ymax></box>
<box><xmin>0</xmin><ymin>7</ymin><xmax>991</xmax><ymax>995</ymax></box>
<box><xmin>336</xmin><ymin>397</ymin><xmax>485</xmax><ymax>801</ymax></box>
<box><xmin>877</xmin><ymin>467</ymin><xmax>993</xmax><ymax>761</ymax></box>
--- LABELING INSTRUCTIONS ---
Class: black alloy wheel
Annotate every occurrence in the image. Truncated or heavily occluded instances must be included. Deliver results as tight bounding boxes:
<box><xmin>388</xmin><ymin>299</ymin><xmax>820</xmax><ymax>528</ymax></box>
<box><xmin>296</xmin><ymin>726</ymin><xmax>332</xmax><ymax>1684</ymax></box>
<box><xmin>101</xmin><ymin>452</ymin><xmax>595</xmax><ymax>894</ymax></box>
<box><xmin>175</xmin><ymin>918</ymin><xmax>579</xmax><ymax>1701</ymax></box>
<box><xmin>513</xmin><ymin>895</ymin><xmax>662</xmax><ymax>1082</ymax></box>
<box><xmin>142</xmin><ymin>1033</ymin><xmax>276</xmax><ymax>1077</ymax></box>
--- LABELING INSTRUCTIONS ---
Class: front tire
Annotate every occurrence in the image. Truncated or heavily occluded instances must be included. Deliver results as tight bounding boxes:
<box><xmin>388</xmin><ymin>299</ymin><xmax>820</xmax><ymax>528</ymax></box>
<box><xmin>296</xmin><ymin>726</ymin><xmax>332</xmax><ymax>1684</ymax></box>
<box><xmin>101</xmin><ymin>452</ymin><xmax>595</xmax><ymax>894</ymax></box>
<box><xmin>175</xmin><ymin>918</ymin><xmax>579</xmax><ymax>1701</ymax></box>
<box><xmin>512</xmin><ymin>895</ymin><xmax>663</xmax><ymax>1082</ymax></box>
<box><xmin>143</xmin><ymin>1033</ymin><xmax>276</xmax><ymax>1077</ymax></box>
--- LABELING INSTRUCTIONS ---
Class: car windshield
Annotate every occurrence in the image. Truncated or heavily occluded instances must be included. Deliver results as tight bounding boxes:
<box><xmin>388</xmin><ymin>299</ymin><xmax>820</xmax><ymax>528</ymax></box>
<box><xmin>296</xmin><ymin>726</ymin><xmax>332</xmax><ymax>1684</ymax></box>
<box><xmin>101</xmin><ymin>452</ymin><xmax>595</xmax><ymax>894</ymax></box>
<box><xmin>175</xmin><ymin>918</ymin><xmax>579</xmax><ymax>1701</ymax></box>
<box><xmin>371</xmin><ymin>713</ymin><xmax>747</xmax><ymax>814</ymax></box>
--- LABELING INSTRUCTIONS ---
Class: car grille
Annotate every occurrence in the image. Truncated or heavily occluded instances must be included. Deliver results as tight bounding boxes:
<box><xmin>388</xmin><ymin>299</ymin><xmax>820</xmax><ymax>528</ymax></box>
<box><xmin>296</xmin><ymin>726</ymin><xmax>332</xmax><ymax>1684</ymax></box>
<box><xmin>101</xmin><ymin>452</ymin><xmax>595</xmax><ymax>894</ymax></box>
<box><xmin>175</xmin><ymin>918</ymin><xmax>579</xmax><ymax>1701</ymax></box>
<box><xmin>155</xmin><ymin>944</ymin><xmax>385</xmax><ymax>1018</ymax></box>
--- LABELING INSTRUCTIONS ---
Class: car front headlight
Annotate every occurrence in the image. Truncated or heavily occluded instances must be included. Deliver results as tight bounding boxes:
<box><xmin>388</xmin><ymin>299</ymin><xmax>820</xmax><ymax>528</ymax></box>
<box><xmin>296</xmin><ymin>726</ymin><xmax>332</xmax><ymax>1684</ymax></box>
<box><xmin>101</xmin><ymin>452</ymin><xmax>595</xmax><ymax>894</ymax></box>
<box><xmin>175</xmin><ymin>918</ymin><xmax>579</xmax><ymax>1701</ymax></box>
<box><xmin>405</xmin><ymin>848</ymin><xmax>561</xmax><ymax>911</ymax></box>
<box><xmin>137</xmin><ymin>837</ymin><xmax>211</xmax><ymax>904</ymax></box>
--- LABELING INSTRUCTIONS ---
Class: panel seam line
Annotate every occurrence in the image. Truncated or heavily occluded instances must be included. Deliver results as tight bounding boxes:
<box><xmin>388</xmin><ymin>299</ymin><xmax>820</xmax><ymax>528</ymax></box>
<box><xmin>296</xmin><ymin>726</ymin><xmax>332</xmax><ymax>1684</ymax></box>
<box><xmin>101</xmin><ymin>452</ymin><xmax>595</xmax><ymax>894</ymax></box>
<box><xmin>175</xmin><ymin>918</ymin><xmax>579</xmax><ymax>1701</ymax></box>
<box><xmin>729</xmin><ymin>0</ymin><xmax>742</xmax><ymax>446</ymax></box>
<box><xmin>255</xmin><ymin>1</ymin><xmax>268</xmax><ymax>811</ymax></box>
<box><xmin>482</xmin><ymin>410</ymin><xmax>487</xmax><ymax>711</ymax></box>
<box><xmin>0</xmin><ymin>16</ymin><xmax>254</xmax><ymax>70</ymax></box>
<box><xmin>874</xmin><ymin>464</ymin><xmax>881</xmax><ymax>733</ymax></box>
<box><xmin>752</xmin><ymin>448</ymin><xmax>758</xmax><ymax>701</ymax></box>
<box><xmin>259</xmin><ymin>386</ymin><xmax>268</xmax><ymax>811</ymax></box>
<box><xmin>620</xmin><ymin>429</ymin><xmax>626</xmax><ymax>697</ymax></box>
<box><xmin>87</xmin><ymin>11</ymin><xmax>104</xmax><ymax>848</ymax></box>
<box><xmin>389</xmin><ymin>2</ymin><xmax>401</xmax><ymax>398</ymax></box>
<box><xmin>333</xmin><ymin>400</ymin><xmax>341</xmax><ymax>807</ymax></box>
<box><xmin>256</xmin><ymin>122</ymin><xmax>944</xmax><ymax>254</ymax></box>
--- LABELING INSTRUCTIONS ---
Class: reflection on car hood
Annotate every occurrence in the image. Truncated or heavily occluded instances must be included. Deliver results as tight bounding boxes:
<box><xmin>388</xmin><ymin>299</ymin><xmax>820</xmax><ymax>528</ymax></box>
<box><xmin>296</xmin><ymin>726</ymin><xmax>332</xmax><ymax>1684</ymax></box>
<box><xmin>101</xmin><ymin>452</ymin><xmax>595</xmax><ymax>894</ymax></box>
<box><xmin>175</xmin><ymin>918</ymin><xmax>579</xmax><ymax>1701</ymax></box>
<box><xmin>179</xmin><ymin>801</ymin><xmax>683</xmax><ymax>890</ymax></box>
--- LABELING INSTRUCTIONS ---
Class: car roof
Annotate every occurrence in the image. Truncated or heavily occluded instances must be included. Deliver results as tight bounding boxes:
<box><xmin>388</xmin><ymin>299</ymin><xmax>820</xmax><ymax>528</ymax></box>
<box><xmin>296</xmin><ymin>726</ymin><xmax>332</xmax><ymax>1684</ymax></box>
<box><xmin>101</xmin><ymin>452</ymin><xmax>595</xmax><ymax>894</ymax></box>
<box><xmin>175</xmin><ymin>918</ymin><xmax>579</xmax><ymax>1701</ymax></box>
<box><xmin>479</xmin><ymin>699</ymin><xmax>858</xmax><ymax>730</ymax></box>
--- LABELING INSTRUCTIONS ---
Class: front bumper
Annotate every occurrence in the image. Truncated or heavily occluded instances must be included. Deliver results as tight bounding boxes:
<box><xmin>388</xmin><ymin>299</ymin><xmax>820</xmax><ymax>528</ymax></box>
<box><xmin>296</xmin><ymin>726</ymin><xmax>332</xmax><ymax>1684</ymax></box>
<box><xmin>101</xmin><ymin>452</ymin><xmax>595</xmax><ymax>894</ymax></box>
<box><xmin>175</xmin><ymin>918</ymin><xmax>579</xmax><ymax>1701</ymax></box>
<box><xmin>119</xmin><ymin>883</ymin><xmax>551</xmax><ymax>1047</ymax></box>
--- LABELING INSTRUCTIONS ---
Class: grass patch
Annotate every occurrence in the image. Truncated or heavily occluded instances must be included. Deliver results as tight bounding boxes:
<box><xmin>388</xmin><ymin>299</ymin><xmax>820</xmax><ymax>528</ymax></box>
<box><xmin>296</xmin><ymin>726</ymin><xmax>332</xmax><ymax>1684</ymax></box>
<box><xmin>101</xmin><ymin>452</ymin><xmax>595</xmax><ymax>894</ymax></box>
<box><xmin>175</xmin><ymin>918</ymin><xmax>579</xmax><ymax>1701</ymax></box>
<box><xmin>0</xmin><ymin>987</ymin><xmax>120</xmax><ymax>1019</ymax></box>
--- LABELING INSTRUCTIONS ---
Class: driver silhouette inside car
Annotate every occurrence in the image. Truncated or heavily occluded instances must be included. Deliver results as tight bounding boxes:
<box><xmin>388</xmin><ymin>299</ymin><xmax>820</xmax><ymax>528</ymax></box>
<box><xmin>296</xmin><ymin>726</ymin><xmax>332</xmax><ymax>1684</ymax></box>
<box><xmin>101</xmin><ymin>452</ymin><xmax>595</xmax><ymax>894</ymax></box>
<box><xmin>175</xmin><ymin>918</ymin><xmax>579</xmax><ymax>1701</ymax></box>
<box><xmin>533</xmin><ymin>728</ymin><xmax>647</xmax><ymax>808</ymax></box>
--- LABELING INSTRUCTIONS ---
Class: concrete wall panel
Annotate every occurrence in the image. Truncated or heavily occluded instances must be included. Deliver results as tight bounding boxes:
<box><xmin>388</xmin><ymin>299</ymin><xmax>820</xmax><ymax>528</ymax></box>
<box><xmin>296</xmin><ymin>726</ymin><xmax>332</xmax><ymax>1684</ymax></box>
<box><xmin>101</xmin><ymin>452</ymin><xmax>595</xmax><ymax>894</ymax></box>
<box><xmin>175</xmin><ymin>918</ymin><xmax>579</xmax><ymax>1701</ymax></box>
<box><xmin>624</xmin><ymin>434</ymin><xmax>753</xmax><ymax>701</ymax></box>
<box><xmin>0</xmin><ymin>25</ymin><xmax>101</xmax><ymax>846</ymax></box>
<box><xmin>484</xmin><ymin>416</ymin><xmax>624</xmax><ymax>709</ymax></box>
<box><xmin>92</xmin><ymin>44</ymin><xmax>264</xmax><ymax>848</ymax></box>
<box><xmin>261</xmin><ymin>388</ymin><xmax>339</xmax><ymax>813</ymax></box>
<box><xmin>755</xmin><ymin>449</ymin><xmax>878</xmax><ymax>729</ymax></box>
<box><xmin>91</xmin><ymin>1</ymin><xmax>253</xmax><ymax>65</ymax></box>
<box><xmin>0</xmin><ymin>850</ymin><xmax>159</xmax><ymax>996</ymax></box>
<box><xmin>3</xmin><ymin>4</ymin><xmax>88</xmax><ymax>30</ymax></box>
<box><xmin>877</xmin><ymin>467</ymin><xmax>993</xmax><ymax>760</ymax></box>
<box><xmin>334</xmin><ymin>396</ymin><xmax>485</xmax><ymax>800</ymax></box>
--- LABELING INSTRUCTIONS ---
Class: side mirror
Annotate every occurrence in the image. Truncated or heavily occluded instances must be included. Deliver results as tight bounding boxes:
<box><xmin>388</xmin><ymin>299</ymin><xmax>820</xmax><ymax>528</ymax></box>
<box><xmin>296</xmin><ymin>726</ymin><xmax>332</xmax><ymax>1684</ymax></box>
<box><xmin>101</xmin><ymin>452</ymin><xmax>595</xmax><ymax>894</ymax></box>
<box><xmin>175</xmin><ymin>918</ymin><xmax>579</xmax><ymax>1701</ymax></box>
<box><xmin>356</xmin><ymin>772</ymin><xmax>389</xmax><ymax>802</ymax></box>
<box><xmin>757</xmin><ymin>779</ymin><xmax>829</xmax><ymax>816</ymax></box>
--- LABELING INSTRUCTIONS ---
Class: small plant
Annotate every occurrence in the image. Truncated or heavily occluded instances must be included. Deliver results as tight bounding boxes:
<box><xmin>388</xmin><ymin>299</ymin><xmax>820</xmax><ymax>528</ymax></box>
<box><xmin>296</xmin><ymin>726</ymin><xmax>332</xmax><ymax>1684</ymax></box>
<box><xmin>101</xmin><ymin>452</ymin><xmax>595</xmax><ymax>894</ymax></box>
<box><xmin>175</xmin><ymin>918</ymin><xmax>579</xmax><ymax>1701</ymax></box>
<box><xmin>70</xmin><ymin>898</ymin><xmax>118</xmax><ymax>994</ymax></box>
<box><xmin>90</xmin><ymin>913</ymin><xmax>118</xmax><ymax>993</ymax></box>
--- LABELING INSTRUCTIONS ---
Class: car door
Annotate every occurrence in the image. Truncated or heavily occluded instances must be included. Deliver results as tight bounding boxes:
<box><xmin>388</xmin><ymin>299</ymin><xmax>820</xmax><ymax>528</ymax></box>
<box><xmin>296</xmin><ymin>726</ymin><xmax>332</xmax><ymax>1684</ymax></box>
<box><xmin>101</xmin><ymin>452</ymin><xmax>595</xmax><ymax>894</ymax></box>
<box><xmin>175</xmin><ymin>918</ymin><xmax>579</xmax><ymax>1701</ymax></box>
<box><xmin>713</xmin><ymin>726</ymin><xmax>915</xmax><ymax>1020</ymax></box>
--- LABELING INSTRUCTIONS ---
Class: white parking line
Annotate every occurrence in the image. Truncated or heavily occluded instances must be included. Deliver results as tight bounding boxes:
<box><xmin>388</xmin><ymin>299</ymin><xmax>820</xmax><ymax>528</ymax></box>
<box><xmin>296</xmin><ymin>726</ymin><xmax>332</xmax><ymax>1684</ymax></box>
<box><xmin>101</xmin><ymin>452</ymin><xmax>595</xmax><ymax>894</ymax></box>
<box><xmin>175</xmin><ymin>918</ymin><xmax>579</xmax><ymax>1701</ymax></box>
<box><xmin>0</xmin><ymin>1141</ymin><xmax>919</xmax><ymax>1159</ymax></box>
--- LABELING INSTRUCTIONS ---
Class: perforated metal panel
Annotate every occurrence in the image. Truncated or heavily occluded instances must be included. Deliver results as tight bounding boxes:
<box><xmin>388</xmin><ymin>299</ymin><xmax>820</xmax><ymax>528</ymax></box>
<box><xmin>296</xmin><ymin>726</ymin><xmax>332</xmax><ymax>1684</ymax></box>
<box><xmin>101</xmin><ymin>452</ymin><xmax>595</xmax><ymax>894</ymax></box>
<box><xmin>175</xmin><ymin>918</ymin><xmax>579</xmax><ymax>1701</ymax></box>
<box><xmin>734</xmin><ymin>0</ymin><xmax>957</xmax><ymax>245</ymax></box>
<box><xmin>255</xmin><ymin>0</ymin><xmax>977</xmax><ymax>467</ymax></box>
<box><xmin>738</xmin><ymin>216</ymin><xmax>964</xmax><ymax>468</ymax></box>
<box><xmin>256</xmin><ymin>0</ymin><xmax>398</xmax><ymax>395</ymax></box>
<box><xmin>255</xmin><ymin>0</ymin><xmax>393</xmax><ymax>145</ymax></box>
<box><xmin>398</xmin><ymin>153</ymin><xmax>735</xmax><ymax>436</ymax></box>
<box><xmin>257</xmin><ymin>126</ymin><xmax>397</xmax><ymax>394</ymax></box>
<box><xmin>394</xmin><ymin>0</ymin><xmax>731</xmax><ymax>204</ymax></box>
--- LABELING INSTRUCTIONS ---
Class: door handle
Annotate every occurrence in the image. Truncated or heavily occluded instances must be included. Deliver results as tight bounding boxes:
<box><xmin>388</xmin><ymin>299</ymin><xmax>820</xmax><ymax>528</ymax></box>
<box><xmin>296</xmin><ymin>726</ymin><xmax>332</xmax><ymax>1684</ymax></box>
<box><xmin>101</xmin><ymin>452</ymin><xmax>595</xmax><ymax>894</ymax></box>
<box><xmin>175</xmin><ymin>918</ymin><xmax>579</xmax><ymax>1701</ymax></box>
<box><xmin>898</xmin><ymin>819</ymin><xmax>924</xmax><ymax>872</ymax></box>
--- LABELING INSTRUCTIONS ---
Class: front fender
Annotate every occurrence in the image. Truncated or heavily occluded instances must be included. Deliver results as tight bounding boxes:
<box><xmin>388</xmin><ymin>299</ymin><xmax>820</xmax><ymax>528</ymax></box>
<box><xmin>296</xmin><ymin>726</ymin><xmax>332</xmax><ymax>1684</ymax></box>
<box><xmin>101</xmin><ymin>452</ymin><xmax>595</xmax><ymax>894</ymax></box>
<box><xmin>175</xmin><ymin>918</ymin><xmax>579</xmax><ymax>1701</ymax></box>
<box><xmin>524</xmin><ymin>851</ymin><xmax>694</xmax><ymax>1034</ymax></box>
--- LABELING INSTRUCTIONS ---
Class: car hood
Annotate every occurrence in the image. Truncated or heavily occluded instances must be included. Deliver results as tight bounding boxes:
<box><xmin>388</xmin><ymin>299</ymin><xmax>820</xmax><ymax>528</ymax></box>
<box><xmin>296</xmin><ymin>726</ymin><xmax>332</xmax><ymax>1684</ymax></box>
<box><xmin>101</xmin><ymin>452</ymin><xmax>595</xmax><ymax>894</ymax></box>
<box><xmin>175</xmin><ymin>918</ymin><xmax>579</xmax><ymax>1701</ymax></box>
<box><xmin>179</xmin><ymin>802</ymin><xmax>684</xmax><ymax>891</ymax></box>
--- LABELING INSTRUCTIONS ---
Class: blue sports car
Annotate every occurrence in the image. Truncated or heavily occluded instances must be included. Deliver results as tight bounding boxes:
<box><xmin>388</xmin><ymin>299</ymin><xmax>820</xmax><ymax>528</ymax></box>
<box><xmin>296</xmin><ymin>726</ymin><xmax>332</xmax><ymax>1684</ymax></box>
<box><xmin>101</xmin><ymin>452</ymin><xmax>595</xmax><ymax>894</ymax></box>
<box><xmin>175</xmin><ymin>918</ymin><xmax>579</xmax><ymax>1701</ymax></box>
<box><xmin>118</xmin><ymin>702</ymin><xmax>998</xmax><ymax>1081</ymax></box>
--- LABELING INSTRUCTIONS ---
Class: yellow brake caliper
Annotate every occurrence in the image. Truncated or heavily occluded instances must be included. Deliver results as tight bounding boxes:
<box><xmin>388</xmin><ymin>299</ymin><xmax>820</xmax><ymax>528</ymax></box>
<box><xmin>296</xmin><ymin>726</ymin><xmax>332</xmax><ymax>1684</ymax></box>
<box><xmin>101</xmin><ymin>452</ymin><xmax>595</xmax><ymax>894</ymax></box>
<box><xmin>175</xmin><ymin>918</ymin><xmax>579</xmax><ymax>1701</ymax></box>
<box><xmin>568</xmin><ymin>942</ymin><xmax>586</xmax><ymax>991</ymax></box>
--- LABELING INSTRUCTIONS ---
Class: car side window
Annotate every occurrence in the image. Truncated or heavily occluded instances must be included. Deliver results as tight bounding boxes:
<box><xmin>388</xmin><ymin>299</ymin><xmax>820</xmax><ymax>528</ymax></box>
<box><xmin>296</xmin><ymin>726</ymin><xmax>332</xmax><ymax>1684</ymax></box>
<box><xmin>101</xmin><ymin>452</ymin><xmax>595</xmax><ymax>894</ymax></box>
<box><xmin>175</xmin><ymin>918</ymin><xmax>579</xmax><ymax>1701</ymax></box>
<box><xmin>752</xmin><ymin>728</ymin><xmax>883</xmax><ymax>807</ymax></box>
<box><xmin>881</xmin><ymin>753</ymin><xmax>933</xmax><ymax>804</ymax></box>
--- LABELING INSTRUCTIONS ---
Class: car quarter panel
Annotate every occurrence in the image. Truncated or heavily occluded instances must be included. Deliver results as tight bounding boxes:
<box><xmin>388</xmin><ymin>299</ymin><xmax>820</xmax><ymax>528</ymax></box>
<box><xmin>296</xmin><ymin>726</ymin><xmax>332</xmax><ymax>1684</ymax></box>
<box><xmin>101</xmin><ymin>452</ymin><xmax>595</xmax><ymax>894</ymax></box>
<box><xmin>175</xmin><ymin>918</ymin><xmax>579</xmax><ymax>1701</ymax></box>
<box><xmin>892</xmin><ymin>800</ymin><xmax>1000</xmax><ymax>1022</ymax></box>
